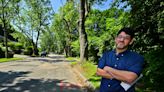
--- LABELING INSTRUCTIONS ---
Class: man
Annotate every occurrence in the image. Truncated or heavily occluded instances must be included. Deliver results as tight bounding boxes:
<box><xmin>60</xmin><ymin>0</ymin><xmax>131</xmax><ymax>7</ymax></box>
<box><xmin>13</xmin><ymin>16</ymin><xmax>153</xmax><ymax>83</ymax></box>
<box><xmin>96</xmin><ymin>28</ymin><xmax>144</xmax><ymax>92</ymax></box>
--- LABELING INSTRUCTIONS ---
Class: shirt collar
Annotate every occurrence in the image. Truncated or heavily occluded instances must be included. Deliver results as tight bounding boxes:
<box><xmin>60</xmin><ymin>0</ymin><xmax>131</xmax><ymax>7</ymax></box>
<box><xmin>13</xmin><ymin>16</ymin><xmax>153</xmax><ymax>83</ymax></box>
<box><xmin>113</xmin><ymin>49</ymin><xmax>129</xmax><ymax>56</ymax></box>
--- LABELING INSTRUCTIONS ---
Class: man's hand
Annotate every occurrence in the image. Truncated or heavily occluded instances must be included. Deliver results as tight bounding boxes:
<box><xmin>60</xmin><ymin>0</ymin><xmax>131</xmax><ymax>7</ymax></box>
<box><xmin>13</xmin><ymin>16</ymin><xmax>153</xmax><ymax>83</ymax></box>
<box><xmin>102</xmin><ymin>66</ymin><xmax>138</xmax><ymax>84</ymax></box>
<box><xmin>96</xmin><ymin>68</ymin><xmax>114</xmax><ymax>79</ymax></box>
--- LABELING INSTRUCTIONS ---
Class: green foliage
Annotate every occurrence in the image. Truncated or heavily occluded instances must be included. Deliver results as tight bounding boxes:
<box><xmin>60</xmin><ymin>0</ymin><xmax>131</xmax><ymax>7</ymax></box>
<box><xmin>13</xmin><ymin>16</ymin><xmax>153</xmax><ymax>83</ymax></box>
<box><xmin>85</xmin><ymin>8</ymin><xmax>130</xmax><ymax>63</ymax></box>
<box><xmin>8</xmin><ymin>42</ymin><xmax>23</xmax><ymax>54</ymax></box>
<box><xmin>8</xmin><ymin>42</ymin><xmax>15</xmax><ymax>50</ymax></box>
<box><xmin>50</xmin><ymin>1</ymin><xmax>79</xmax><ymax>56</ymax></box>
<box><xmin>71</xmin><ymin>40</ymin><xmax>80</xmax><ymax>56</ymax></box>
<box><xmin>13</xmin><ymin>0</ymin><xmax>53</xmax><ymax>56</ymax></box>
<box><xmin>143</xmin><ymin>48</ymin><xmax>164</xmax><ymax>91</ymax></box>
<box><xmin>0</xmin><ymin>58</ymin><xmax>23</xmax><ymax>63</ymax></box>
<box><xmin>81</xmin><ymin>61</ymin><xmax>101</xmax><ymax>89</ymax></box>
<box><xmin>40</xmin><ymin>30</ymin><xmax>56</xmax><ymax>53</ymax></box>
<box><xmin>23</xmin><ymin>46</ymin><xmax>33</xmax><ymax>55</ymax></box>
<box><xmin>11</xmin><ymin>31</ymin><xmax>31</xmax><ymax>47</ymax></box>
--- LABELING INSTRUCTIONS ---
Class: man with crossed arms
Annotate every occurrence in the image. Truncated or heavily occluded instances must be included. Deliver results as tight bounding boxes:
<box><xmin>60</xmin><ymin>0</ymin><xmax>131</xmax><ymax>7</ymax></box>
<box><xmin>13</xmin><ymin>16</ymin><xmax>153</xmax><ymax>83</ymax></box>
<box><xmin>97</xmin><ymin>28</ymin><xmax>144</xmax><ymax>92</ymax></box>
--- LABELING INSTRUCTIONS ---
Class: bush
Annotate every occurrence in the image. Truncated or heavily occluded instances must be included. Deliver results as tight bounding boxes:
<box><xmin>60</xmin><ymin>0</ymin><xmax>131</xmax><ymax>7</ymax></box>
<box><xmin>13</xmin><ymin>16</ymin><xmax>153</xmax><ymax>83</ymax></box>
<box><xmin>14</xmin><ymin>43</ymin><xmax>23</xmax><ymax>54</ymax></box>
<box><xmin>23</xmin><ymin>46</ymin><xmax>33</xmax><ymax>55</ymax></box>
<box><xmin>142</xmin><ymin>48</ymin><xmax>164</xmax><ymax>91</ymax></box>
<box><xmin>8</xmin><ymin>42</ymin><xmax>23</xmax><ymax>54</ymax></box>
<box><xmin>8</xmin><ymin>42</ymin><xmax>15</xmax><ymax>50</ymax></box>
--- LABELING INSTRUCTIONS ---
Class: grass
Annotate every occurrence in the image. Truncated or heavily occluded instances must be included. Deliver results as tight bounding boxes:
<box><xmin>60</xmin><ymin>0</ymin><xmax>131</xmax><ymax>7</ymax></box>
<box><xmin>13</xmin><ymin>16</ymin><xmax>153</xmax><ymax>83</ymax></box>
<box><xmin>0</xmin><ymin>58</ymin><xmax>23</xmax><ymax>63</ymax></box>
<box><xmin>80</xmin><ymin>61</ymin><xmax>101</xmax><ymax>89</ymax></box>
<box><xmin>66</xmin><ymin>57</ymin><xmax>80</xmax><ymax>66</ymax></box>
<box><xmin>66</xmin><ymin>57</ymin><xmax>101</xmax><ymax>89</ymax></box>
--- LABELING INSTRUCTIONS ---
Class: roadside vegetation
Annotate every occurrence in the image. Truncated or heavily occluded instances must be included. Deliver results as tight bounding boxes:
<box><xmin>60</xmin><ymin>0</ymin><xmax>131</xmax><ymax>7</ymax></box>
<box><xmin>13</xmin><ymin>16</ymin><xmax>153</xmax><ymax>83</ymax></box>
<box><xmin>67</xmin><ymin>57</ymin><xmax>101</xmax><ymax>90</ymax></box>
<box><xmin>0</xmin><ymin>58</ymin><xmax>23</xmax><ymax>63</ymax></box>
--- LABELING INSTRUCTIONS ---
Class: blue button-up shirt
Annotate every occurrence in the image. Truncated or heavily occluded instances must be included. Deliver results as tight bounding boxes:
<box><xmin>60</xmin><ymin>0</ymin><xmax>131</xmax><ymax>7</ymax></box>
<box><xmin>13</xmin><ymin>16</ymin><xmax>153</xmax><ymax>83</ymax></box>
<box><xmin>98</xmin><ymin>50</ymin><xmax>144</xmax><ymax>92</ymax></box>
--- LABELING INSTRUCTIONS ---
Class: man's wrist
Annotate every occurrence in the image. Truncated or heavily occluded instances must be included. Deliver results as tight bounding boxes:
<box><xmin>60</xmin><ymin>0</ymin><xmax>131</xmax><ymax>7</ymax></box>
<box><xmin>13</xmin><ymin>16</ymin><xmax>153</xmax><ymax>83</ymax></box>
<box><xmin>107</xmin><ymin>71</ymin><xmax>115</xmax><ymax>79</ymax></box>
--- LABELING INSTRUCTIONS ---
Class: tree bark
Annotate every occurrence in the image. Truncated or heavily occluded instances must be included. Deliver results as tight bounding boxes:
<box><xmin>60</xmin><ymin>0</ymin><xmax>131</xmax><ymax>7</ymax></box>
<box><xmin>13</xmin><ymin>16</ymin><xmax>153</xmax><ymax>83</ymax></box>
<box><xmin>3</xmin><ymin>28</ymin><xmax>8</xmax><ymax>58</ymax></box>
<box><xmin>79</xmin><ymin>0</ymin><xmax>88</xmax><ymax>62</ymax></box>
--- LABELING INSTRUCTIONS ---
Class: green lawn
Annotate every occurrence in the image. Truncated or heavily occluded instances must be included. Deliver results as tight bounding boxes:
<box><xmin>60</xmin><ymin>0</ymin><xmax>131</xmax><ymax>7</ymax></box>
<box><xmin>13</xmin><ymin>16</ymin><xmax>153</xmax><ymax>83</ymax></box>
<box><xmin>0</xmin><ymin>58</ymin><xmax>23</xmax><ymax>63</ymax></box>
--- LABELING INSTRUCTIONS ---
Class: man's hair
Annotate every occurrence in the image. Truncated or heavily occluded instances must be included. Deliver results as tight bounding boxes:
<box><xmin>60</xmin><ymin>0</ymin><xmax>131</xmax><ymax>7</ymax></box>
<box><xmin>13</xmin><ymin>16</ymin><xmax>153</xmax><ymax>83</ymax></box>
<box><xmin>117</xmin><ymin>27</ymin><xmax>134</xmax><ymax>38</ymax></box>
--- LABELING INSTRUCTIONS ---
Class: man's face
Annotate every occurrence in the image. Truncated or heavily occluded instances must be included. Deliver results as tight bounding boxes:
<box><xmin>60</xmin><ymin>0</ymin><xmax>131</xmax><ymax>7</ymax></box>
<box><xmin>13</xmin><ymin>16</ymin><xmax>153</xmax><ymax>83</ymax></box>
<box><xmin>115</xmin><ymin>31</ymin><xmax>133</xmax><ymax>49</ymax></box>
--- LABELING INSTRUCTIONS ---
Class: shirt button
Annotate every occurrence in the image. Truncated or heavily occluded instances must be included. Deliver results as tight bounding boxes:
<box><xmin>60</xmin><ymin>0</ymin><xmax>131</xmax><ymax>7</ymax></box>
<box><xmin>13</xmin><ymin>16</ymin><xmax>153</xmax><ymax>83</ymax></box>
<box><xmin>108</xmin><ymin>84</ymin><xmax>111</xmax><ymax>87</ymax></box>
<box><xmin>114</xmin><ymin>64</ymin><xmax>117</xmax><ymax>67</ymax></box>
<box><xmin>121</xmin><ymin>54</ymin><xmax>124</xmax><ymax>56</ymax></box>
<box><xmin>116</xmin><ymin>58</ymin><xmax>119</xmax><ymax>60</ymax></box>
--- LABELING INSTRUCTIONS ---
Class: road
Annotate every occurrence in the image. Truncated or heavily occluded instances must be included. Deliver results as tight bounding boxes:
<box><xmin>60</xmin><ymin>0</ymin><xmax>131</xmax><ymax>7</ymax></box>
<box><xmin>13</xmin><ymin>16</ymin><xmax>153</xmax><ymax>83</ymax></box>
<box><xmin>0</xmin><ymin>54</ymin><xmax>86</xmax><ymax>92</ymax></box>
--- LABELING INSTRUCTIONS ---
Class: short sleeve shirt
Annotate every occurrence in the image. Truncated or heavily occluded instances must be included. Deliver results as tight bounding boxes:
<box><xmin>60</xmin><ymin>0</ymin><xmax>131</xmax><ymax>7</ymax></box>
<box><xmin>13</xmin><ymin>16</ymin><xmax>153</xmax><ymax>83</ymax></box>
<box><xmin>98</xmin><ymin>50</ymin><xmax>144</xmax><ymax>92</ymax></box>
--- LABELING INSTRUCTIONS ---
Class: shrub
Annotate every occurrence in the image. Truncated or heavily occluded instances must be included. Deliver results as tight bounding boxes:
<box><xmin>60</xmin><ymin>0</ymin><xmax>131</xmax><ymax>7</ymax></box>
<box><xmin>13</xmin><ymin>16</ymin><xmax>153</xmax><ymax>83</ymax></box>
<box><xmin>8</xmin><ymin>42</ymin><xmax>15</xmax><ymax>50</ymax></box>
<box><xmin>142</xmin><ymin>48</ymin><xmax>164</xmax><ymax>91</ymax></box>
<box><xmin>23</xmin><ymin>46</ymin><xmax>33</xmax><ymax>55</ymax></box>
<box><xmin>8</xmin><ymin>42</ymin><xmax>23</xmax><ymax>54</ymax></box>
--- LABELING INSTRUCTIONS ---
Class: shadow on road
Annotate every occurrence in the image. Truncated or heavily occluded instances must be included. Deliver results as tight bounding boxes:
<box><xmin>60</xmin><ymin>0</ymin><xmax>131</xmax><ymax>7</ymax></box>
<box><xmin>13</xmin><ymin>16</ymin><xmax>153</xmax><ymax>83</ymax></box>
<box><xmin>26</xmin><ymin>55</ymin><xmax>74</xmax><ymax>63</ymax></box>
<box><xmin>47</xmin><ymin>55</ymin><xmax>65</xmax><ymax>59</ymax></box>
<box><xmin>0</xmin><ymin>71</ymin><xmax>83</xmax><ymax>92</ymax></box>
<box><xmin>0</xmin><ymin>71</ymin><xmax>30</xmax><ymax>84</ymax></box>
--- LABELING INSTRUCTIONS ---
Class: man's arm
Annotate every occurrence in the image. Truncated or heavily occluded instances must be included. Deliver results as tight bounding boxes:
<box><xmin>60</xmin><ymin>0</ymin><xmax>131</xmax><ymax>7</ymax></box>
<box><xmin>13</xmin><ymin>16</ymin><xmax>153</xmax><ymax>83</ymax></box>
<box><xmin>103</xmin><ymin>66</ymin><xmax>138</xmax><ymax>84</ymax></box>
<box><xmin>96</xmin><ymin>68</ymin><xmax>113</xmax><ymax>79</ymax></box>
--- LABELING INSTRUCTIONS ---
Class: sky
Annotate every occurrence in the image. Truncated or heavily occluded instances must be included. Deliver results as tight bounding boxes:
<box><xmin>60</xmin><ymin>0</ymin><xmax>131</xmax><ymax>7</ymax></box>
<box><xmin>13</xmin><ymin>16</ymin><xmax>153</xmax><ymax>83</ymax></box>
<box><xmin>50</xmin><ymin>0</ymin><xmax>114</xmax><ymax>12</ymax></box>
<box><xmin>50</xmin><ymin>0</ymin><xmax>66</xmax><ymax>12</ymax></box>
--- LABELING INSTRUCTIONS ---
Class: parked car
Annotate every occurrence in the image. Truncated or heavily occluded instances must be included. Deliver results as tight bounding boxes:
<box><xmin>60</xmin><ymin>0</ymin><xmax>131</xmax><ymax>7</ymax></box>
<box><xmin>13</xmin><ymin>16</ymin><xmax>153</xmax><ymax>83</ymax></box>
<box><xmin>41</xmin><ymin>51</ymin><xmax>48</xmax><ymax>57</ymax></box>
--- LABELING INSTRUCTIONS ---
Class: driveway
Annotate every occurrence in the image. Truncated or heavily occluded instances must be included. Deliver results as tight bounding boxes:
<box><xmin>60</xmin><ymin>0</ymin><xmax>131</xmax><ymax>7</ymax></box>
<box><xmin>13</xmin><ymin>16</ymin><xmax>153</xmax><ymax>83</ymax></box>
<box><xmin>0</xmin><ymin>54</ymin><xmax>86</xmax><ymax>92</ymax></box>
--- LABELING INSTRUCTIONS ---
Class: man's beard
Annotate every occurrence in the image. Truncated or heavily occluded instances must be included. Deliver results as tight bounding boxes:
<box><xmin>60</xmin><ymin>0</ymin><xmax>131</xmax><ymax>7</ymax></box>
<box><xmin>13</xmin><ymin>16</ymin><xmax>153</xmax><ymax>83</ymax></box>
<box><xmin>116</xmin><ymin>43</ymin><xmax>128</xmax><ymax>49</ymax></box>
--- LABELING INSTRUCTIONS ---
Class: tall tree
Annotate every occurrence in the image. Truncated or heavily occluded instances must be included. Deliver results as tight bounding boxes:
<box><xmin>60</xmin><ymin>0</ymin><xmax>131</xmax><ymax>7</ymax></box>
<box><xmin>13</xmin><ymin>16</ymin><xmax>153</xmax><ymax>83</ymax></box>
<box><xmin>51</xmin><ymin>1</ymin><xmax>78</xmax><ymax>56</ymax></box>
<box><xmin>0</xmin><ymin>0</ymin><xmax>20</xmax><ymax>58</ymax></box>
<box><xmin>79</xmin><ymin>0</ymin><xmax>88</xmax><ymax>62</ymax></box>
<box><xmin>14</xmin><ymin>0</ymin><xmax>53</xmax><ymax>55</ymax></box>
<box><xmin>78</xmin><ymin>0</ymin><xmax>107</xmax><ymax>62</ymax></box>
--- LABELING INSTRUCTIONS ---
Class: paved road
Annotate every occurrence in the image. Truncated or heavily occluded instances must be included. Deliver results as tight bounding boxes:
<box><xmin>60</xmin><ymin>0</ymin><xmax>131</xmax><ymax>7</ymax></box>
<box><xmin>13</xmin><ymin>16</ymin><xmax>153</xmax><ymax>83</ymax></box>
<box><xmin>0</xmin><ymin>54</ymin><xmax>86</xmax><ymax>92</ymax></box>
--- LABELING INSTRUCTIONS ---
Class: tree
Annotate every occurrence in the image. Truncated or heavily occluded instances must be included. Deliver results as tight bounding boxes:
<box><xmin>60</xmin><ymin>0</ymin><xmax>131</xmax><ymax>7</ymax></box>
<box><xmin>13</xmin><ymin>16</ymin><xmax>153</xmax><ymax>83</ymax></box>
<box><xmin>78</xmin><ymin>0</ymin><xmax>107</xmax><ymax>62</ymax></box>
<box><xmin>79</xmin><ymin>0</ymin><xmax>88</xmax><ymax>62</ymax></box>
<box><xmin>50</xmin><ymin>1</ymin><xmax>79</xmax><ymax>56</ymax></box>
<box><xmin>0</xmin><ymin>0</ymin><xmax>20</xmax><ymax>58</ymax></box>
<box><xmin>40</xmin><ymin>29</ymin><xmax>56</xmax><ymax>53</ymax></box>
<box><xmin>14</xmin><ymin>0</ymin><xmax>53</xmax><ymax>55</ymax></box>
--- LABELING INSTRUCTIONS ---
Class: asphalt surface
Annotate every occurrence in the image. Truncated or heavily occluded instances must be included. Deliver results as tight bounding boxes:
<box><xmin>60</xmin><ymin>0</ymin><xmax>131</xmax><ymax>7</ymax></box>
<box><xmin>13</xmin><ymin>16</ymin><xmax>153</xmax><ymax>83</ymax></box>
<box><xmin>0</xmin><ymin>54</ymin><xmax>86</xmax><ymax>92</ymax></box>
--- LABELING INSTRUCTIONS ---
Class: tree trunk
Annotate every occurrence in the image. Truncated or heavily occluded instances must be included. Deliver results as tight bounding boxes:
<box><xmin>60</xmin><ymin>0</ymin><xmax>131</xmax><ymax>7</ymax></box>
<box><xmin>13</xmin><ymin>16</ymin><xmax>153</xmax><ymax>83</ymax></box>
<box><xmin>79</xmin><ymin>0</ymin><xmax>88</xmax><ymax>62</ymax></box>
<box><xmin>3</xmin><ymin>28</ymin><xmax>8</xmax><ymax>58</ymax></box>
